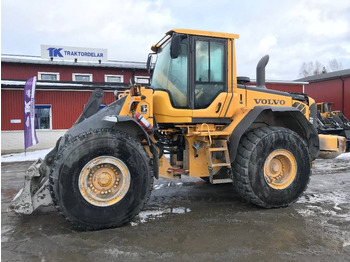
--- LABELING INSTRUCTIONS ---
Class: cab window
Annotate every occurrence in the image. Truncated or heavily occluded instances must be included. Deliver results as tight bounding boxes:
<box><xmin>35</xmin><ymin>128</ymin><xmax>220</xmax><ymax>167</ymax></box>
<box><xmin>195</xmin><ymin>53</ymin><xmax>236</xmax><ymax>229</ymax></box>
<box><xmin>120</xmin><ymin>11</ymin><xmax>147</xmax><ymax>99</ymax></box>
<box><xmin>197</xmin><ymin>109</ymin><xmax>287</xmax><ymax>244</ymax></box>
<box><xmin>195</xmin><ymin>39</ymin><xmax>226</xmax><ymax>109</ymax></box>
<box><xmin>152</xmin><ymin>38</ymin><xmax>189</xmax><ymax>108</ymax></box>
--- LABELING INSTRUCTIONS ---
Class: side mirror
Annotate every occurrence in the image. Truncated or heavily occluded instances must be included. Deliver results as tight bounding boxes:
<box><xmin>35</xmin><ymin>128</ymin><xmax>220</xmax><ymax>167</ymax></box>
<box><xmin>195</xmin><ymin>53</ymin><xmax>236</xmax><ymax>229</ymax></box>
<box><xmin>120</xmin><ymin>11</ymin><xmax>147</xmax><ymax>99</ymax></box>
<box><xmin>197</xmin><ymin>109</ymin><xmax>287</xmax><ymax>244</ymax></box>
<box><xmin>170</xmin><ymin>33</ymin><xmax>182</xmax><ymax>59</ymax></box>
<box><xmin>146</xmin><ymin>53</ymin><xmax>154</xmax><ymax>74</ymax></box>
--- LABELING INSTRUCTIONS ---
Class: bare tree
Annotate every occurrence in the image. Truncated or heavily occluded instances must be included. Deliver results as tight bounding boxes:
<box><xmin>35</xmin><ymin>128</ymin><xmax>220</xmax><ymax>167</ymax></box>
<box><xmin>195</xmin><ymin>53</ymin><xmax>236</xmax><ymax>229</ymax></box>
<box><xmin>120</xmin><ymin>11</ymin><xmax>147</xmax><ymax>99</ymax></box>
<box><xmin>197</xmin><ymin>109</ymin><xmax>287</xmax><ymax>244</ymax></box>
<box><xmin>313</xmin><ymin>61</ymin><xmax>324</xmax><ymax>75</ymax></box>
<box><xmin>328</xmin><ymin>59</ymin><xmax>343</xmax><ymax>72</ymax></box>
<box><xmin>298</xmin><ymin>59</ymin><xmax>343</xmax><ymax>77</ymax></box>
<box><xmin>299</xmin><ymin>61</ymin><xmax>314</xmax><ymax>77</ymax></box>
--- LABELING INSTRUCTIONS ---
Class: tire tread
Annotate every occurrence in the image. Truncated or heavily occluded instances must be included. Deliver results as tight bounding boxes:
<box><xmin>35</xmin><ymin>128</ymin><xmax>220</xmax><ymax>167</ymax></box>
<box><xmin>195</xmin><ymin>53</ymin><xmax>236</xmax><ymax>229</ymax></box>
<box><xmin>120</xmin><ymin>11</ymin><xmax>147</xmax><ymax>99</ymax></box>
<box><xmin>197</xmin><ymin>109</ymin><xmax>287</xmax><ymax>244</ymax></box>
<box><xmin>49</xmin><ymin>128</ymin><xmax>154</xmax><ymax>230</ymax></box>
<box><xmin>231</xmin><ymin>126</ymin><xmax>311</xmax><ymax>208</ymax></box>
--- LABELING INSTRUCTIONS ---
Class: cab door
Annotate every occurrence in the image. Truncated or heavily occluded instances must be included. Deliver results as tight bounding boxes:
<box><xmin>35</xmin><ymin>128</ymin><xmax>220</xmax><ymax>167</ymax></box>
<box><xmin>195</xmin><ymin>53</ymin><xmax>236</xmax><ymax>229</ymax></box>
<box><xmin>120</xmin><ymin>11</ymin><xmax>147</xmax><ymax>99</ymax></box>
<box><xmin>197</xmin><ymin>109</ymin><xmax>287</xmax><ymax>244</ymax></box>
<box><xmin>152</xmin><ymin>35</ymin><xmax>193</xmax><ymax>123</ymax></box>
<box><xmin>191</xmin><ymin>37</ymin><xmax>230</xmax><ymax>122</ymax></box>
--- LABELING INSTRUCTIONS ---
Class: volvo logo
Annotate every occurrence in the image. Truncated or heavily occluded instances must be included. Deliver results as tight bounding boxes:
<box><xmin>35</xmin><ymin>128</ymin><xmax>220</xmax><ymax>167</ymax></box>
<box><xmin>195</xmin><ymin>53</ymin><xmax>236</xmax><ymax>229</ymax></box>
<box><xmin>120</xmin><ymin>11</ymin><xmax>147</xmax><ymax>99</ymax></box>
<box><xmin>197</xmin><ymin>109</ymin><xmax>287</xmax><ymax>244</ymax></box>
<box><xmin>254</xmin><ymin>98</ymin><xmax>286</xmax><ymax>105</ymax></box>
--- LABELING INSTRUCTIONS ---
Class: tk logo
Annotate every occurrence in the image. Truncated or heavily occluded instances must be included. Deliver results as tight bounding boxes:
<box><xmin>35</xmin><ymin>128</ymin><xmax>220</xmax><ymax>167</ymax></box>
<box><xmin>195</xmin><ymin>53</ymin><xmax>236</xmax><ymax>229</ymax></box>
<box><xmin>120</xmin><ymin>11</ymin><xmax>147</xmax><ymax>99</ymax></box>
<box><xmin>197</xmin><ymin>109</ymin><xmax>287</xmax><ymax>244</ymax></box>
<box><xmin>47</xmin><ymin>47</ymin><xmax>63</xmax><ymax>57</ymax></box>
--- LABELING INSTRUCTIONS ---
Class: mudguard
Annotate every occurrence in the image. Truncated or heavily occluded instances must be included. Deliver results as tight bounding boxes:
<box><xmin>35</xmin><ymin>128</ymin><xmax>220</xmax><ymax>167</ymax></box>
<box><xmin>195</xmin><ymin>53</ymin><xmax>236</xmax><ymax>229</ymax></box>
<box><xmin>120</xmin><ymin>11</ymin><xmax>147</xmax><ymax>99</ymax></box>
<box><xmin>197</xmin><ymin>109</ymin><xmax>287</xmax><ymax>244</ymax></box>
<box><xmin>58</xmin><ymin>94</ymin><xmax>159</xmax><ymax>178</ymax></box>
<box><xmin>228</xmin><ymin>106</ymin><xmax>320</xmax><ymax>162</ymax></box>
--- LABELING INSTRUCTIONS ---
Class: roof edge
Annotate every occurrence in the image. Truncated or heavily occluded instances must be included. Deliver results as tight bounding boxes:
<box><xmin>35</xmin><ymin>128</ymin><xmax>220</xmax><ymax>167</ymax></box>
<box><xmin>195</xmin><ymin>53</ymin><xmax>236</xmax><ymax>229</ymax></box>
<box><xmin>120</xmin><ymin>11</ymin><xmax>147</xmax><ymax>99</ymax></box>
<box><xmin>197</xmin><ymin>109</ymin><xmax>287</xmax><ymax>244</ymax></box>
<box><xmin>167</xmin><ymin>29</ymin><xmax>239</xmax><ymax>39</ymax></box>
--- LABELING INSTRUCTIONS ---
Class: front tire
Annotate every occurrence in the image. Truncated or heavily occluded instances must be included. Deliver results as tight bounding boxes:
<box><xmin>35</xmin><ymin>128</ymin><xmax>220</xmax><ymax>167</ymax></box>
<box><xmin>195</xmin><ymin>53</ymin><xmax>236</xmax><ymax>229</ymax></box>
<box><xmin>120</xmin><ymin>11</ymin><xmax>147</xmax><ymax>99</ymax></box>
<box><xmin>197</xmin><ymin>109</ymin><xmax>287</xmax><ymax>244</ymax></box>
<box><xmin>49</xmin><ymin>129</ymin><xmax>153</xmax><ymax>230</ymax></box>
<box><xmin>232</xmin><ymin>126</ymin><xmax>311</xmax><ymax>208</ymax></box>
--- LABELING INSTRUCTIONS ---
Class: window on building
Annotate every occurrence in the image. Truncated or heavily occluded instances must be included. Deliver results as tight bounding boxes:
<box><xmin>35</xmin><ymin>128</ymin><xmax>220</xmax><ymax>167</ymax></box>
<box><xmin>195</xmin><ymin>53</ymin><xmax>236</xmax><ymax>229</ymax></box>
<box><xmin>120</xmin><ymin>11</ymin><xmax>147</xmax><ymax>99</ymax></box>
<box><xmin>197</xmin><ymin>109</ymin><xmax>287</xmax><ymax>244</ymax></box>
<box><xmin>35</xmin><ymin>105</ymin><xmax>52</xmax><ymax>129</ymax></box>
<box><xmin>135</xmin><ymin>76</ymin><xmax>150</xmax><ymax>84</ymax></box>
<box><xmin>105</xmin><ymin>75</ymin><xmax>124</xmax><ymax>83</ymax></box>
<box><xmin>38</xmin><ymin>72</ymin><xmax>60</xmax><ymax>81</ymax></box>
<box><xmin>73</xmin><ymin>73</ymin><xmax>93</xmax><ymax>82</ymax></box>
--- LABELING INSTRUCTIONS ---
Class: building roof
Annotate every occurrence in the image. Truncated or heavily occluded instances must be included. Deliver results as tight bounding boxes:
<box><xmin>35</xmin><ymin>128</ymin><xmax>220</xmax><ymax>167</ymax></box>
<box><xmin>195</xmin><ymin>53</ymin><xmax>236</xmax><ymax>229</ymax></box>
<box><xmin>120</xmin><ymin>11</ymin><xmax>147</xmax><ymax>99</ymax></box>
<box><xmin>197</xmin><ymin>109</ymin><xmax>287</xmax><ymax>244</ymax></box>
<box><xmin>1</xmin><ymin>79</ymin><xmax>129</xmax><ymax>91</ymax></box>
<box><xmin>1</xmin><ymin>54</ymin><xmax>148</xmax><ymax>70</ymax></box>
<box><xmin>248</xmin><ymin>79</ymin><xmax>309</xmax><ymax>85</ymax></box>
<box><xmin>296</xmin><ymin>69</ymin><xmax>350</xmax><ymax>82</ymax></box>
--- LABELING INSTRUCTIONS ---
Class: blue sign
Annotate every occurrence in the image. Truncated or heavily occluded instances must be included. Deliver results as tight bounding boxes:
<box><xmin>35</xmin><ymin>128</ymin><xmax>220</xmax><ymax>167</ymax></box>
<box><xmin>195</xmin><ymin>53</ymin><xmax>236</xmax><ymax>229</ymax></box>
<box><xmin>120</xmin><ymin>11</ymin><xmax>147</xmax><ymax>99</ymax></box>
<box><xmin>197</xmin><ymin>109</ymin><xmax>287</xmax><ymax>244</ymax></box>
<box><xmin>47</xmin><ymin>48</ymin><xmax>63</xmax><ymax>57</ymax></box>
<box><xmin>41</xmin><ymin>45</ymin><xmax>107</xmax><ymax>62</ymax></box>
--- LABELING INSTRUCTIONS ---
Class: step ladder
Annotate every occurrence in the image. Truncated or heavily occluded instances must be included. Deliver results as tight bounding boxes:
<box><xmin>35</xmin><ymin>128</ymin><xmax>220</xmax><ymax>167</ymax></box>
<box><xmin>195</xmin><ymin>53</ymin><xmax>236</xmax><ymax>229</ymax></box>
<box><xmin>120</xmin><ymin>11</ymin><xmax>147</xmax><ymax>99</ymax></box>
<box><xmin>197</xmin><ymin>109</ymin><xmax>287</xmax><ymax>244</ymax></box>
<box><xmin>206</xmin><ymin>139</ymin><xmax>233</xmax><ymax>184</ymax></box>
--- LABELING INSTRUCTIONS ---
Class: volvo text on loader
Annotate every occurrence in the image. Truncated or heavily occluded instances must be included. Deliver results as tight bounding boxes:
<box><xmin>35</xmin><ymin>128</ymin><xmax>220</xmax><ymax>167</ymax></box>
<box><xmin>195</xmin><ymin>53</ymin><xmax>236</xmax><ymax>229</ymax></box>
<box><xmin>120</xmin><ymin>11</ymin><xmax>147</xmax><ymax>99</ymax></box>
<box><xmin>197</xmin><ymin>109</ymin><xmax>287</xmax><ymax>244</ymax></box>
<box><xmin>9</xmin><ymin>29</ymin><xmax>346</xmax><ymax>230</ymax></box>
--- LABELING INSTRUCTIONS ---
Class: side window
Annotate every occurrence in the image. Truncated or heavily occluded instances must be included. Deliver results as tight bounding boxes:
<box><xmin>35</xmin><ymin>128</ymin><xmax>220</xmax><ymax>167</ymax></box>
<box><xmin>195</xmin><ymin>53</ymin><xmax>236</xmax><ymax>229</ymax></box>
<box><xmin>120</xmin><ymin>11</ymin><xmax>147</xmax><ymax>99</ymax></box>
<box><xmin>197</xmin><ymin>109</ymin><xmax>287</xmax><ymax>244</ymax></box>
<box><xmin>195</xmin><ymin>39</ymin><xmax>225</xmax><ymax>109</ymax></box>
<box><xmin>168</xmin><ymin>39</ymin><xmax>188</xmax><ymax>107</ymax></box>
<box><xmin>35</xmin><ymin>105</ymin><xmax>52</xmax><ymax>129</ymax></box>
<box><xmin>152</xmin><ymin>38</ymin><xmax>189</xmax><ymax>108</ymax></box>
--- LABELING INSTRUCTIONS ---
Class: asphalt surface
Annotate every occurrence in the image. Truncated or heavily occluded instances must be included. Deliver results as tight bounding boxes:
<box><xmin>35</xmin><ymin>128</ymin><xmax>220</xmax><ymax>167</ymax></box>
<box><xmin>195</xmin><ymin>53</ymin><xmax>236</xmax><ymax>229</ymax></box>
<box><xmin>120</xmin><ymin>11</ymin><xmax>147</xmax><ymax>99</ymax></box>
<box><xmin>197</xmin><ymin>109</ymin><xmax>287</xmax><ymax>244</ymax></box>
<box><xmin>1</xmin><ymin>158</ymin><xmax>350</xmax><ymax>261</ymax></box>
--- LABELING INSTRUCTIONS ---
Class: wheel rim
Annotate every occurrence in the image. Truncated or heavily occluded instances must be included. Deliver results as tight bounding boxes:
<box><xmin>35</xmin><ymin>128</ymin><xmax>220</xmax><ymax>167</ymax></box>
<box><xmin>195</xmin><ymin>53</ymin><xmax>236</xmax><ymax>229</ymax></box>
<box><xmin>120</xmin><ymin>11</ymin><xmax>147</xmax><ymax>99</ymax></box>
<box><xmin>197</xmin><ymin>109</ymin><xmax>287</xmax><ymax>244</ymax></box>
<box><xmin>78</xmin><ymin>156</ymin><xmax>130</xmax><ymax>207</ymax></box>
<box><xmin>263</xmin><ymin>149</ymin><xmax>297</xmax><ymax>190</ymax></box>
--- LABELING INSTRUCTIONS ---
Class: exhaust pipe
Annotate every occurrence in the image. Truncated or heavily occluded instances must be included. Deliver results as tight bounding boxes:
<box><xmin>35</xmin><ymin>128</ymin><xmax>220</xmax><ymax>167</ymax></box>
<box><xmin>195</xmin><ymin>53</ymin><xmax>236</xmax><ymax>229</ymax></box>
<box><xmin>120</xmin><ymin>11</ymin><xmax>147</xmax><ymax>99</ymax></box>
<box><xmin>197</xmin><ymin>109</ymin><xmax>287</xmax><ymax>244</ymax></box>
<box><xmin>256</xmin><ymin>55</ymin><xmax>269</xmax><ymax>88</ymax></box>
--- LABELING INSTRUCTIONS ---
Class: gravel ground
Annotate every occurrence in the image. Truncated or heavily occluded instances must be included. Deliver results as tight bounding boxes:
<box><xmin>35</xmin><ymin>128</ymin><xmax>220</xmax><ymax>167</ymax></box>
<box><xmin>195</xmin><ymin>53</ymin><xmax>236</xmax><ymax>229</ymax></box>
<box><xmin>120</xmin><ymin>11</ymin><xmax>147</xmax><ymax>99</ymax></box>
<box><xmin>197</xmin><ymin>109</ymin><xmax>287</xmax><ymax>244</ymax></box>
<box><xmin>1</xmin><ymin>157</ymin><xmax>350</xmax><ymax>261</ymax></box>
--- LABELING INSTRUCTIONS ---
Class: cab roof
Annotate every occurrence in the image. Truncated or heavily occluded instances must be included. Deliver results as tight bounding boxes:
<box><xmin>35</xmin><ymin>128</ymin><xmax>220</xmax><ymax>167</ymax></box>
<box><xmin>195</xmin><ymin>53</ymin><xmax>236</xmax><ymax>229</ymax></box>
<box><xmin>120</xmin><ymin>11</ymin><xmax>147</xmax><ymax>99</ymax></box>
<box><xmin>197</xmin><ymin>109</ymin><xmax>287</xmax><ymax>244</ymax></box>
<box><xmin>167</xmin><ymin>29</ymin><xmax>239</xmax><ymax>39</ymax></box>
<box><xmin>151</xmin><ymin>29</ymin><xmax>239</xmax><ymax>52</ymax></box>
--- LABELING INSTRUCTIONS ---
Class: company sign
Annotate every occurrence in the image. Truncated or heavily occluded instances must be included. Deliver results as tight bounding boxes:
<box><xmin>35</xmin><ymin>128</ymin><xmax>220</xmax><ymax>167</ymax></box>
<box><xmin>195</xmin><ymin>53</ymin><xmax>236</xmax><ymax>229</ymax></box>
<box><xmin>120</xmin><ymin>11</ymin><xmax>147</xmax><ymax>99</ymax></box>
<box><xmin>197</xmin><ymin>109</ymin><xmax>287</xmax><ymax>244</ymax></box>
<box><xmin>41</xmin><ymin>45</ymin><xmax>107</xmax><ymax>62</ymax></box>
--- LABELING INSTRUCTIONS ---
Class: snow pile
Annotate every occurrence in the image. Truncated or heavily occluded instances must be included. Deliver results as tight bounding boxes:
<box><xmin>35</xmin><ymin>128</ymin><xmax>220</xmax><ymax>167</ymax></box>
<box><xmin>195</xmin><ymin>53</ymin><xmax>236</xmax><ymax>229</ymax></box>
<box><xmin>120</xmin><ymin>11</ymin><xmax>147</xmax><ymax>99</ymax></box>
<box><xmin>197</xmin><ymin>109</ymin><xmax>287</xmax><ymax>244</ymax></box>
<box><xmin>335</xmin><ymin>152</ymin><xmax>350</xmax><ymax>160</ymax></box>
<box><xmin>131</xmin><ymin>207</ymin><xmax>191</xmax><ymax>226</ymax></box>
<box><xmin>1</xmin><ymin>148</ymin><xmax>53</xmax><ymax>163</ymax></box>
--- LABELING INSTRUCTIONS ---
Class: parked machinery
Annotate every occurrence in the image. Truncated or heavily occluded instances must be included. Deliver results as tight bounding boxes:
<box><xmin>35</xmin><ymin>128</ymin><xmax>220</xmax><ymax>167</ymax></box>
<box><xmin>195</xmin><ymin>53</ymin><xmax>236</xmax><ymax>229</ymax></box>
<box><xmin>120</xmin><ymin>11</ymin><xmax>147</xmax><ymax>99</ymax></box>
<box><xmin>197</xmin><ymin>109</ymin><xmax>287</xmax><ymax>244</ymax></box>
<box><xmin>317</xmin><ymin>102</ymin><xmax>350</xmax><ymax>153</ymax></box>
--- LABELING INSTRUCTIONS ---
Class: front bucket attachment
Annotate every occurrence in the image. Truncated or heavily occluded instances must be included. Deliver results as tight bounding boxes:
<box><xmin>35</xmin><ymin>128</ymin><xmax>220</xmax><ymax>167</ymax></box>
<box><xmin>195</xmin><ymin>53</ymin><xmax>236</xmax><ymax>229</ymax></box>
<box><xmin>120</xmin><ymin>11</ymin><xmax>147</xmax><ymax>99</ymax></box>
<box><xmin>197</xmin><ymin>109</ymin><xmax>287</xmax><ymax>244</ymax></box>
<box><xmin>7</xmin><ymin>159</ymin><xmax>53</xmax><ymax>214</ymax></box>
<box><xmin>318</xmin><ymin>134</ymin><xmax>347</xmax><ymax>159</ymax></box>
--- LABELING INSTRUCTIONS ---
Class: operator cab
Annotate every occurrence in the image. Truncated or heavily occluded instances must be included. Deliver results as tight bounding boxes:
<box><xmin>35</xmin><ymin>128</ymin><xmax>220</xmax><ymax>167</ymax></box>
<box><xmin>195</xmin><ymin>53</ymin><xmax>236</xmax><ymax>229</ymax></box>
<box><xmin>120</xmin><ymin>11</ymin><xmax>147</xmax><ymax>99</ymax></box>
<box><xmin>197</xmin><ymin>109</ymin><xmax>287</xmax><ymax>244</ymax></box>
<box><xmin>149</xmin><ymin>29</ymin><xmax>239</xmax><ymax>123</ymax></box>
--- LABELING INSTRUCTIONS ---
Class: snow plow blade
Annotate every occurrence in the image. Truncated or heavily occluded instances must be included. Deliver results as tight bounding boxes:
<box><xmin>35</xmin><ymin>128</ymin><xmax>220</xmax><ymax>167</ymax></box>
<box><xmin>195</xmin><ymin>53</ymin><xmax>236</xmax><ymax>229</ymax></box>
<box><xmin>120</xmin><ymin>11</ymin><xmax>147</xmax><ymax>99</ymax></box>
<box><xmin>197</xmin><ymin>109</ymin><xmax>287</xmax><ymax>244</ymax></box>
<box><xmin>318</xmin><ymin>134</ymin><xmax>346</xmax><ymax>159</ymax></box>
<box><xmin>7</xmin><ymin>158</ymin><xmax>53</xmax><ymax>214</ymax></box>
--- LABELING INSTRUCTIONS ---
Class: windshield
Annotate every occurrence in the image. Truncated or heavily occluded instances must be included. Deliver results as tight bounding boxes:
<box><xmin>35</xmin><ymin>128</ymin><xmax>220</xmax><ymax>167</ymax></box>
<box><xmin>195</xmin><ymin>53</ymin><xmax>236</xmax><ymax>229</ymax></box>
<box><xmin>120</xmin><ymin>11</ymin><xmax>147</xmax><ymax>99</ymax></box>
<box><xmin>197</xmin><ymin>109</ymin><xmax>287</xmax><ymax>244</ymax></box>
<box><xmin>151</xmin><ymin>38</ymin><xmax>189</xmax><ymax>108</ymax></box>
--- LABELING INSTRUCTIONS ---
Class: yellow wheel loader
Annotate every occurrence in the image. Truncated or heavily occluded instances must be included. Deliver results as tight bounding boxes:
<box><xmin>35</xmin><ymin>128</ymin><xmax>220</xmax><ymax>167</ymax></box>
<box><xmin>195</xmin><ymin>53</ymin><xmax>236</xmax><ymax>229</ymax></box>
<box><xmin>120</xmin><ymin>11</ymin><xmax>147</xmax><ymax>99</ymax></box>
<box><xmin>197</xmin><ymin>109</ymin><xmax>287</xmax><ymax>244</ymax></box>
<box><xmin>8</xmin><ymin>29</ymin><xmax>346</xmax><ymax>230</ymax></box>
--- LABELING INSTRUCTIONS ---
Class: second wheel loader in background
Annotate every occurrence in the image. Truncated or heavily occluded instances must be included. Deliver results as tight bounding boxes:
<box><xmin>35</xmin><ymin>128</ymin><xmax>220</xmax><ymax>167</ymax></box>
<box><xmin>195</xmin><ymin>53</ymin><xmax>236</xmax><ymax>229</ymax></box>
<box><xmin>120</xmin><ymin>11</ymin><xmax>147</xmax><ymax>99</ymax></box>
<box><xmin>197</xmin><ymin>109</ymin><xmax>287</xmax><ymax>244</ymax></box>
<box><xmin>316</xmin><ymin>102</ymin><xmax>350</xmax><ymax>153</ymax></box>
<box><xmin>9</xmin><ymin>29</ymin><xmax>346</xmax><ymax>230</ymax></box>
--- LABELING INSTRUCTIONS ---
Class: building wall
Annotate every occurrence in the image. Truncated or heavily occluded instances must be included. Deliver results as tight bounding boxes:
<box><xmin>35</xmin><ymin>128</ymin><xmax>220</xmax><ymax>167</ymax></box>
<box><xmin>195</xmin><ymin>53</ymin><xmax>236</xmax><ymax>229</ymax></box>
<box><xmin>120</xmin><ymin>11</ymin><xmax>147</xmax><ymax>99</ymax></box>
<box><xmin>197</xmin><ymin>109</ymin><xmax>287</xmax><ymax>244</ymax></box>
<box><xmin>265</xmin><ymin>83</ymin><xmax>304</xmax><ymax>93</ymax></box>
<box><xmin>304</xmin><ymin>79</ymin><xmax>343</xmax><ymax>110</ymax></box>
<box><xmin>246</xmin><ymin>82</ymin><xmax>305</xmax><ymax>93</ymax></box>
<box><xmin>1</xmin><ymin>62</ymin><xmax>149</xmax><ymax>83</ymax></box>
<box><xmin>1</xmin><ymin>89</ymin><xmax>116</xmax><ymax>131</ymax></box>
<box><xmin>1</xmin><ymin>129</ymin><xmax>67</xmax><ymax>154</ymax></box>
<box><xmin>304</xmin><ymin>76</ymin><xmax>350</xmax><ymax>118</ymax></box>
<box><xmin>344</xmin><ymin>77</ymin><xmax>350</xmax><ymax>118</ymax></box>
<box><xmin>1</xmin><ymin>59</ymin><xmax>148</xmax><ymax>153</ymax></box>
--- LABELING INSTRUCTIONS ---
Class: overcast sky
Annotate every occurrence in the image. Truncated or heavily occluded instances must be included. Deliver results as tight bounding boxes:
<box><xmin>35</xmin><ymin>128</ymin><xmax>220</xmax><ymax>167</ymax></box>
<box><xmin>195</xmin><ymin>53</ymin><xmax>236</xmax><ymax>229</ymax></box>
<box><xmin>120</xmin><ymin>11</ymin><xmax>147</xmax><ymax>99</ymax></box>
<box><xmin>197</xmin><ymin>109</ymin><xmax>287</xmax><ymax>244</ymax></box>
<box><xmin>2</xmin><ymin>0</ymin><xmax>350</xmax><ymax>80</ymax></box>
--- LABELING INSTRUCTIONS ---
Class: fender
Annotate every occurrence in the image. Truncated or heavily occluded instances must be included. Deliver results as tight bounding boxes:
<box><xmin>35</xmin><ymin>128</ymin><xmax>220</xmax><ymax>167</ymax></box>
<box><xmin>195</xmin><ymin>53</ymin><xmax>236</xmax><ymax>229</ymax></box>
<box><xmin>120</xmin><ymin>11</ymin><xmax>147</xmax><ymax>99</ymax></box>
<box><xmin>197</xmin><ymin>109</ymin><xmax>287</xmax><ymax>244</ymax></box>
<box><xmin>103</xmin><ymin>115</ymin><xmax>159</xmax><ymax>179</ymax></box>
<box><xmin>55</xmin><ymin>93</ymin><xmax>160</xmax><ymax>178</ymax></box>
<box><xmin>75</xmin><ymin>88</ymin><xmax>104</xmax><ymax>125</ymax></box>
<box><xmin>61</xmin><ymin>95</ymin><xmax>127</xmax><ymax>142</ymax></box>
<box><xmin>228</xmin><ymin>106</ymin><xmax>320</xmax><ymax>162</ymax></box>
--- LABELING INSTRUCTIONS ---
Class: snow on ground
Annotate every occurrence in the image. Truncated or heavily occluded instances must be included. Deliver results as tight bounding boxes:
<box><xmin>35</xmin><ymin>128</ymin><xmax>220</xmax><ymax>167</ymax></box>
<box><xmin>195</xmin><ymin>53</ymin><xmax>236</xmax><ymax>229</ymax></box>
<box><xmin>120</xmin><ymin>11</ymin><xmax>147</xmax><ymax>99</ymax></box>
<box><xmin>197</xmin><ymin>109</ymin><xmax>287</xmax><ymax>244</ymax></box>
<box><xmin>335</xmin><ymin>152</ymin><xmax>350</xmax><ymax>160</ymax></box>
<box><xmin>1</xmin><ymin>149</ymin><xmax>350</xmax><ymax>163</ymax></box>
<box><xmin>131</xmin><ymin>207</ymin><xmax>191</xmax><ymax>226</ymax></box>
<box><xmin>1</xmin><ymin>148</ymin><xmax>53</xmax><ymax>163</ymax></box>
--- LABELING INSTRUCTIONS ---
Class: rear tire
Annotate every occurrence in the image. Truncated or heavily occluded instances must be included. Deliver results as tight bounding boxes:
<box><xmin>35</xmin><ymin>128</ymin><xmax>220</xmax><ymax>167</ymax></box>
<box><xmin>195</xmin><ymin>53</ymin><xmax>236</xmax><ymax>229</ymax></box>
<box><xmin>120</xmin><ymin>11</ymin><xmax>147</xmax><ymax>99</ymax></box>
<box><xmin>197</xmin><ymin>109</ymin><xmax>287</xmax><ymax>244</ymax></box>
<box><xmin>49</xmin><ymin>129</ymin><xmax>153</xmax><ymax>230</ymax></box>
<box><xmin>232</xmin><ymin>126</ymin><xmax>311</xmax><ymax>208</ymax></box>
